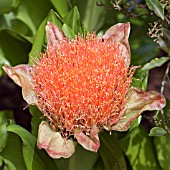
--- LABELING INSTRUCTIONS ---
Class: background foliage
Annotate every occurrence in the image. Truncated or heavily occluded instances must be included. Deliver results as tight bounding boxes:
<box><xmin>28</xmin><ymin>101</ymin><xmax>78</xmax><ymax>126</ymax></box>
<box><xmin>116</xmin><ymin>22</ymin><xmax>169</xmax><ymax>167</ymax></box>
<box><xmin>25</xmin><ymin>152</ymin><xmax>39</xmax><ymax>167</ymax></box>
<box><xmin>0</xmin><ymin>0</ymin><xmax>170</xmax><ymax>170</ymax></box>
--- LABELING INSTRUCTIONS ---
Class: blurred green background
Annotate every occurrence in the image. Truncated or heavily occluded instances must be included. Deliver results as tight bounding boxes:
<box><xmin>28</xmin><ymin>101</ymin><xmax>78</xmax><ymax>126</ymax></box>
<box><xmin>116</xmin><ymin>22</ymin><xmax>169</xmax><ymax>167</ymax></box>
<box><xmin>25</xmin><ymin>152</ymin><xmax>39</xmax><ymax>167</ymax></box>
<box><xmin>0</xmin><ymin>0</ymin><xmax>170</xmax><ymax>170</ymax></box>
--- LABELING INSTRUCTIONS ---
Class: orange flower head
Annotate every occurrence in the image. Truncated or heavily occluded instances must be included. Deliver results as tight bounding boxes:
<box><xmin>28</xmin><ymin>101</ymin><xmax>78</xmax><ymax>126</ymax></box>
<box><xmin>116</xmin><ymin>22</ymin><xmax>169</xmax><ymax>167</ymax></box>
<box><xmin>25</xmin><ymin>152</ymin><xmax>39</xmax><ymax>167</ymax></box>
<box><xmin>2</xmin><ymin>22</ymin><xmax>166</xmax><ymax>158</ymax></box>
<box><xmin>32</xmin><ymin>33</ymin><xmax>134</xmax><ymax>137</ymax></box>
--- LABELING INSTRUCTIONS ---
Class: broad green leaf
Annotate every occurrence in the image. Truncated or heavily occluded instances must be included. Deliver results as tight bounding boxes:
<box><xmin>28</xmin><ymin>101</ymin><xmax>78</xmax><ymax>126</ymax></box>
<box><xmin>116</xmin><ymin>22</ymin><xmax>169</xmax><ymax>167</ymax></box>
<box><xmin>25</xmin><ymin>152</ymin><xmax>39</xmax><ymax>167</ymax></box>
<box><xmin>0</xmin><ymin>29</ymin><xmax>31</xmax><ymax>66</ymax></box>
<box><xmin>1</xmin><ymin>13</ymin><xmax>33</xmax><ymax>43</ymax></box>
<box><xmin>6</xmin><ymin>124</ymin><xmax>57</xmax><ymax>170</ymax></box>
<box><xmin>10</xmin><ymin>19</ymin><xmax>33</xmax><ymax>40</ymax></box>
<box><xmin>0</xmin><ymin>132</ymin><xmax>27</xmax><ymax>170</ymax></box>
<box><xmin>14</xmin><ymin>2</ymin><xmax>36</xmax><ymax>35</ymax></box>
<box><xmin>141</xmin><ymin>57</ymin><xmax>170</xmax><ymax>71</ymax></box>
<box><xmin>4</xmin><ymin>28</ymin><xmax>32</xmax><ymax>43</ymax></box>
<box><xmin>64</xmin><ymin>6</ymin><xmax>85</xmax><ymax>35</ymax></box>
<box><xmin>123</xmin><ymin>126</ymin><xmax>161</xmax><ymax>170</ymax></box>
<box><xmin>0</xmin><ymin>156</ymin><xmax>17</xmax><ymax>170</ymax></box>
<box><xmin>14</xmin><ymin>0</ymin><xmax>53</xmax><ymax>35</ymax></box>
<box><xmin>68</xmin><ymin>144</ymin><xmax>99</xmax><ymax>170</ymax></box>
<box><xmin>99</xmin><ymin>131</ymin><xmax>127</xmax><ymax>170</ymax></box>
<box><xmin>149</xmin><ymin>127</ymin><xmax>167</xmax><ymax>136</ymax></box>
<box><xmin>50</xmin><ymin>0</ymin><xmax>69</xmax><ymax>18</ymax></box>
<box><xmin>7</xmin><ymin>124</ymin><xmax>42</xmax><ymax>170</ymax></box>
<box><xmin>146</xmin><ymin>0</ymin><xmax>164</xmax><ymax>20</ymax></box>
<box><xmin>29</xmin><ymin>9</ymin><xmax>63</xmax><ymax>64</ymax></box>
<box><xmin>154</xmin><ymin>136</ymin><xmax>170</xmax><ymax>170</ymax></box>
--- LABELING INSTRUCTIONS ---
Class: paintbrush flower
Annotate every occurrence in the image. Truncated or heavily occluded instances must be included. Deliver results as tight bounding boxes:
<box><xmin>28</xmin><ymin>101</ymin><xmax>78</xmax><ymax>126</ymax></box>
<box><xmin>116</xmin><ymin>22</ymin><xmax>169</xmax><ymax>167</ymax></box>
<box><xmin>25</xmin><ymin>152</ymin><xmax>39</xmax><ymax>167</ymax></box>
<box><xmin>3</xmin><ymin>22</ymin><xmax>166</xmax><ymax>158</ymax></box>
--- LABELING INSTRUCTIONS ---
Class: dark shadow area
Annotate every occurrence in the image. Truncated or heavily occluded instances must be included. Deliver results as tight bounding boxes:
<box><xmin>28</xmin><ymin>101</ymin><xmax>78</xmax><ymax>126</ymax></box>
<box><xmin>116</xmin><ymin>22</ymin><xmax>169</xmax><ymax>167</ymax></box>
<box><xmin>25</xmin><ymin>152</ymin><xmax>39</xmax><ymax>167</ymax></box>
<box><xmin>0</xmin><ymin>74</ymin><xmax>32</xmax><ymax>131</ymax></box>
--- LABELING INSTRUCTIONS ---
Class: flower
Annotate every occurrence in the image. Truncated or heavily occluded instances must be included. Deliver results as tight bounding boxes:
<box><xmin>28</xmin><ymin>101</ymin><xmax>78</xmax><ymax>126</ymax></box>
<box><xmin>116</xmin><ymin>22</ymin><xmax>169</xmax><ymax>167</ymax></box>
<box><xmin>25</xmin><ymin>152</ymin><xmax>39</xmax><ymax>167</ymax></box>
<box><xmin>3</xmin><ymin>22</ymin><xmax>166</xmax><ymax>158</ymax></box>
<box><xmin>32</xmin><ymin>30</ymin><xmax>134</xmax><ymax>135</ymax></box>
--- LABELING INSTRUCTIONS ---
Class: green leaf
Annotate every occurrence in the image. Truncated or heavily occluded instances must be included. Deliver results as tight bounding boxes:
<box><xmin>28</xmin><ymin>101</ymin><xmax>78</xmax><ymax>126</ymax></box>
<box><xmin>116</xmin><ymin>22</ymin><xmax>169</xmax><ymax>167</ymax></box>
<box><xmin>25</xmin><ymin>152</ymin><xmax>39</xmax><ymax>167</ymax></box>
<box><xmin>131</xmin><ymin>69</ymin><xmax>148</xmax><ymax>91</ymax></box>
<box><xmin>68</xmin><ymin>144</ymin><xmax>99</xmax><ymax>170</ymax></box>
<box><xmin>123</xmin><ymin>126</ymin><xmax>161</xmax><ymax>170</ymax></box>
<box><xmin>7</xmin><ymin>124</ymin><xmax>42</xmax><ymax>170</ymax></box>
<box><xmin>64</xmin><ymin>6</ymin><xmax>85</xmax><ymax>35</ymax></box>
<box><xmin>132</xmin><ymin>55</ymin><xmax>169</xmax><ymax>91</ymax></box>
<box><xmin>141</xmin><ymin>57</ymin><xmax>170</xmax><ymax>71</ymax></box>
<box><xmin>154</xmin><ymin>136</ymin><xmax>170</xmax><ymax>170</ymax></box>
<box><xmin>0</xmin><ymin>29</ymin><xmax>31</xmax><ymax>66</ymax></box>
<box><xmin>0</xmin><ymin>132</ymin><xmax>27</xmax><ymax>170</ymax></box>
<box><xmin>99</xmin><ymin>131</ymin><xmax>127</xmax><ymax>170</ymax></box>
<box><xmin>132</xmin><ymin>56</ymin><xmax>170</xmax><ymax>90</ymax></box>
<box><xmin>50</xmin><ymin>0</ymin><xmax>69</xmax><ymax>18</ymax></box>
<box><xmin>1</xmin><ymin>13</ymin><xmax>33</xmax><ymax>42</ymax></box>
<box><xmin>146</xmin><ymin>0</ymin><xmax>164</xmax><ymax>20</ymax></box>
<box><xmin>149</xmin><ymin>127</ymin><xmax>167</xmax><ymax>136</ymax></box>
<box><xmin>6</xmin><ymin>124</ymin><xmax>57</xmax><ymax>170</ymax></box>
<box><xmin>29</xmin><ymin>9</ymin><xmax>63</xmax><ymax>64</ymax></box>
<box><xmin>14</xmin><ymin>0</ymin><xmax>53</xmax><ymax>35</ymax></box>
<box><xmin>0</xmin><ymin>156</ymin><xmax>17</xmax><ymax>170</ymax></box>
<box><xmin>10</xmin><ymin>19</ymin><xmax>33</xmax><ymax>41</ymax></box>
